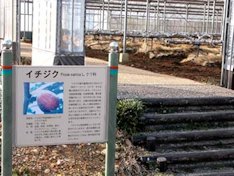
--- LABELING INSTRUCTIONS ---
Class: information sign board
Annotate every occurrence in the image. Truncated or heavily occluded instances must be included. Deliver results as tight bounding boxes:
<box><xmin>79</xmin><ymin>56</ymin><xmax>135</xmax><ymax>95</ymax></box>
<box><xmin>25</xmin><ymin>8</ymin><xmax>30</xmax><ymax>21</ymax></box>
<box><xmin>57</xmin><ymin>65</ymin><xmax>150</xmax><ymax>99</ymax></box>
<box><xmin>13</xmin><ymin>66</ymin><xmax>109</xmax><ymax>147</ymax></box>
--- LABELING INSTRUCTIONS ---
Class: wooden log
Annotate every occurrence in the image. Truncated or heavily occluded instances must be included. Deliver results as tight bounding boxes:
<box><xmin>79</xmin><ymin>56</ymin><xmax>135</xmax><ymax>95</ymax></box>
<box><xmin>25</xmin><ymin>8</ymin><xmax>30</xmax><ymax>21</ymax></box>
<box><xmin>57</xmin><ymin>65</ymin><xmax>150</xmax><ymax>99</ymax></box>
<box><xmin>140</xmin><ymin>148</ymin><xmax>234</xmax><ymax>164</ymax></box>
<box><xmin>141</xmin><ymin>110</ymin><xmax>234</xmax><ymax>125</ymax></box>
<box><xmin>132</xmin><ymin>128</ymin><xmax>234</xmax><ymax>144</ymax></box>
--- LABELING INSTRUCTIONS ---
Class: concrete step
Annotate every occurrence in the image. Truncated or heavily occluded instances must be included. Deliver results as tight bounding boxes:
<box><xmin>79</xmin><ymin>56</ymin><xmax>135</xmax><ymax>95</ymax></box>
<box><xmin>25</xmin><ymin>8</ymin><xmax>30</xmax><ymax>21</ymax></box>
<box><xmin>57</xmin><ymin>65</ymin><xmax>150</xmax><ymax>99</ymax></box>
<box><xmin>144</xmin><ymin>121</ymin><xmax>234</xmax><ymax>132</ymax></box>
<box><xmin>142</xmin><ymin>97</ymin><xmax>234</xmax><ymax>107</ymax></box>
<box><xmin>140</xmin><ymin>148</ymin><xmax>234</xmax><ymax>164</ymax></box>
<box><xmin>132</xmin><ymin>127</ymin><xmax>234</xmax><ymax>145</ymax></box>
<box><xmin>143</xmin><ymin>97</ymin><xmax>234</xmax><ymax>114</ymax></box>
<box><xmin>136</xmin><ymin>97</ymin><xmax>234</xmax><ymax>174</ymax></box>
<box><xmin>141</xmin><ymin>110</ymin><xmax>234</xmax><ymax>125</ymax></box>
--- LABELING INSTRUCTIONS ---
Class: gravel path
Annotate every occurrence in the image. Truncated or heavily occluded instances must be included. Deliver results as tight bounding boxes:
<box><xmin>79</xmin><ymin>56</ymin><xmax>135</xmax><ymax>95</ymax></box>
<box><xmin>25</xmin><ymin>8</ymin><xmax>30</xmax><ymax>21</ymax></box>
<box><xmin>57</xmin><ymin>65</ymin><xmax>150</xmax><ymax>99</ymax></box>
<box><xmin>86</xmin><ymin>57</ymin><xmax>234</xmax><ymax>99</ymax></box>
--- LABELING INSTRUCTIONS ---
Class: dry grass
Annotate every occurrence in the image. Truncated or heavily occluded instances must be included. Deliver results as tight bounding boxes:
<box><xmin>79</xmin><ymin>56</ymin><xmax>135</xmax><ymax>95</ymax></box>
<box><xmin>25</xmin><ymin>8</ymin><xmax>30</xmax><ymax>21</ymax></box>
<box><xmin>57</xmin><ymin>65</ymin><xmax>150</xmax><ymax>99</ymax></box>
<box><xmin>85</xmin><ymin>35</ymin><xmax>222</xmax><ymax>67</ymax></box>
<box><xmin>200</xmin><ymin>45</ymin><xmax>221</xmax><ymax>54</ymax></box>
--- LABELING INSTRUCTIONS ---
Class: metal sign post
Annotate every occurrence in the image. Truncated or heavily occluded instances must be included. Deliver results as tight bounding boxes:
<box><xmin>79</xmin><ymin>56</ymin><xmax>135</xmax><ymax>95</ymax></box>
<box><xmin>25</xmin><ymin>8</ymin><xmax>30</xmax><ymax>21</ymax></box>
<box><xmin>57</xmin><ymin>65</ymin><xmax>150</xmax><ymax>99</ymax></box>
<box><xmin>1</xmin><ymin>40</ymin><xmax>13</xmax><ymax>176</ymax></box>
<box><xmin>105</xmin><ymin>42</ymin><xmax>119</xmax><ymax>176</ymax></box>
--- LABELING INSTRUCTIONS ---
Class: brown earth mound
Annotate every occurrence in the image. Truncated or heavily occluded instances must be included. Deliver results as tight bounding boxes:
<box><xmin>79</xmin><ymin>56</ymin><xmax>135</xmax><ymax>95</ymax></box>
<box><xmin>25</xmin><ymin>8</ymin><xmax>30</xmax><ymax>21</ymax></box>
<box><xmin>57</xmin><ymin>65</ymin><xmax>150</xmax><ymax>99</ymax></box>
<box><xmin>86</xmin><ymin>35</ymin><xmax>221</xmax><ymax>85</ymax></box>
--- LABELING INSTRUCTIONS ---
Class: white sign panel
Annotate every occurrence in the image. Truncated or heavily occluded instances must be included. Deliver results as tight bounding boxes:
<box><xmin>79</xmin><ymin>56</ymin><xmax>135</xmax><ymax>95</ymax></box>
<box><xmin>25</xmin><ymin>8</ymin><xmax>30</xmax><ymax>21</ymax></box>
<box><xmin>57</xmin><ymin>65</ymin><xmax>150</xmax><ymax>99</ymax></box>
<box><xmin>13</xmin><ymin>66</ymin><xmax>109</xmax><ymax>147</ymax></box>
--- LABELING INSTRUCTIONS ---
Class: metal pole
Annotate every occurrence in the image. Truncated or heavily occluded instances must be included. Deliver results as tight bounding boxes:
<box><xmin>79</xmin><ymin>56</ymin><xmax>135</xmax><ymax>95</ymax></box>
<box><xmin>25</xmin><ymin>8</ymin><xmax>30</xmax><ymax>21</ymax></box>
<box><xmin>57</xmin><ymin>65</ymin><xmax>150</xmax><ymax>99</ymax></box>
<box><xmin>102</xmin><ymin>0</ymin><xmax>105</xmax><ymax>30</ymax></box>
<box><xmin>206</xmin><ymin>0</ymin><xmax>210</xmax><ymax>33</ymax></box>
<box><xmin>105</xmin><ymin>42</ymin><xmax>119</xmax><ymax>176</ymax></box>
<box><xmin>123</xmin><ymin>0</ymin><xmax>128</xmax><ymax>53</ymax></box>
<box><xmin>221</xmin><ymin>7</ymin><xmax>225</xmax><ymax>41</ymax></box>
<box><xmin>203</xmin><ymin>4</ymin><xmax>206</xmax><ymax>33</ymax></box>
<box><xmin>154</xmin><ymin>7</ymin><xmax>156</xmax><ymax>31</ymax></box>
<box><xmin>3</xmin><ymin>0</ymin><xmax>5</xmax><ymax>39</ymax></box>
<box><xmin>71</xmin><ymin>0</ymin><xmax>74</xmax><ymax>52</ymax></box>
<box><xmin>27</xmin><ymin>0</ymin><xmax>29</xmax><ymax>34</ymax></box>
<box><xmin>129</xmin><ymin>9</ymin><xmax>132</xmax><ymax>31</ymax></box>
<box><xmin>107</xmin><ymin>0</ymin><xmax>110</xmax><ymax>30</ymax></box>
<box><xmin>145</xmin><ymin>0</ymin><xmax>150</xmax><ymax>33</ymax></box>
<box><xmin>1</xmin><ymin>41</ymin><xmax>13</xmax><ymax>176</ymax></box>
<box><xmin>136</xmin><ymin>12</ymin><xmax>139</xmax><ymax>31</ymax></box>
<box><xmin>24</xmin><ymin>0</ymin><xmax>26</xmax><ymax>38</ymax></box>
<box><xmin>120</xmin><ymin>0</ymin><xmax>123</xmax><ymax>31</ymax></box>
<box><xmin>109</xmin><ymin>10</ymin><xmax>112</xmax><ymax>30</ymax></box>
<box><xmin>163</xmin><ymin>0</ymin><xmax>166</xmax><ymax>32</ymax></box>
<box><xmin>185</xmin><ymin>4</ymin><xmax>189</xmax><ymax>33</ymax></box>
<box><xmin>12</xmin><ymin>0</ymin><xmax>15</xmax><ymax>40</ymax></box>
<box><xmin>157</xmin><ymin>0</ymin><xmax>159</xmax><ymax>32</ymax></box>
<box><xmin>211</xmin><ymin>0</ymin><xmax>216</xmax><ymax>33</ymax></box>
<box><xmin>215</xmin><ymin>11</ymin><xmax>219</xmax><ymax>33</ymax></box>
<box><xmin>99</xmin><ymin>7</ymin><xmax>102</xmax><ymax>30</ymax></box>
<box><xmin>16</xmin><ymin>0</ymin><xmax>21</xmax><ymax>64</ymax></box>
<box><xmin>31</xmin><ymin>0</ymin><xmax>33</xmax><ymax>37</ymax></box>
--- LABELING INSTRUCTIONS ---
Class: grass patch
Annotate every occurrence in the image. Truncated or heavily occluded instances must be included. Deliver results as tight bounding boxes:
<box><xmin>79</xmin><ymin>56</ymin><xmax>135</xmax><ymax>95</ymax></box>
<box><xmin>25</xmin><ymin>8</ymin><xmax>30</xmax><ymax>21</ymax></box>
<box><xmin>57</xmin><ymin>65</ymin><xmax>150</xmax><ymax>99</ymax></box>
<box><xmin>117</xmin><ymin>99</ymin><xmax>144</xmax><ymax>135</ymax></box>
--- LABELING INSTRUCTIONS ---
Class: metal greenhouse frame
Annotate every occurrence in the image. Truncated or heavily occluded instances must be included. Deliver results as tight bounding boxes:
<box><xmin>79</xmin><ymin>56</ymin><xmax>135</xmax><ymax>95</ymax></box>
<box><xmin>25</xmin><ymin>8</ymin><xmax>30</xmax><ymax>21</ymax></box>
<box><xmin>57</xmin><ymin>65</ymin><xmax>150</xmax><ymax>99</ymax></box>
<box><xmin>3</xmin><ymin>0</ymin><xmax>234</xmax><ymax>89</ymax></box>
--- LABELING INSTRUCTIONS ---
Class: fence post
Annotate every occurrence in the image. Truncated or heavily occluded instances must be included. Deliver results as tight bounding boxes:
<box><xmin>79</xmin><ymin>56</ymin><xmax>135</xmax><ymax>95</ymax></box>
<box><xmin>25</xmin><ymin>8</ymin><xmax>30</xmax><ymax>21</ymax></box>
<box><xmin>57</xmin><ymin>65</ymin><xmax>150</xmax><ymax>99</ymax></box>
<box><xmin>105</xmin><ymin>42</ymin><xmax>119</xmax><ymax>176</ymax></box>
<box><xmin>1</xmin><ymin>40</ymin><xmax>13</xmax><ymax>176</ymax></box>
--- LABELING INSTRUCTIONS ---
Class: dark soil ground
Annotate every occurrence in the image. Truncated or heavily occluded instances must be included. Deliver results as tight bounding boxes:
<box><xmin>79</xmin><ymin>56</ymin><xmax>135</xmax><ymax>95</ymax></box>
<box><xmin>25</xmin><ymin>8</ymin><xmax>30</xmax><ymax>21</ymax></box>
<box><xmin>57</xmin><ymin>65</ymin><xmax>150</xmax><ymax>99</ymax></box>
<box><xmin>86</xmin><ymin>48</ymin><xmax>221</xmax><ymax>85</ymax></box>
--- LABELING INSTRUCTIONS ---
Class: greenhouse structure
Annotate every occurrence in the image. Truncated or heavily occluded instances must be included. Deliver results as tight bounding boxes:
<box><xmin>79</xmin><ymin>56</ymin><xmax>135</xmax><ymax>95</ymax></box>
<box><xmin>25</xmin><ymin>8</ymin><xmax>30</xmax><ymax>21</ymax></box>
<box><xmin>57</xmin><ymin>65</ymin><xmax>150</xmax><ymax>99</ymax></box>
<box><xmin>0</xmin><ymin>0</ymin><xmax>234</xmax><ymax>88</ymax></box>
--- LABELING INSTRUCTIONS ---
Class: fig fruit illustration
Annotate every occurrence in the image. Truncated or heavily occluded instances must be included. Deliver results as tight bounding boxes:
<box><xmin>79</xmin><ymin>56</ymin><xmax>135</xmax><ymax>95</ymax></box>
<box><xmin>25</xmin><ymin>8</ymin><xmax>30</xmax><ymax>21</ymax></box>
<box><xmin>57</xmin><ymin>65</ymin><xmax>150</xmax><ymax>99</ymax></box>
<box><xmin>37</xmin><ymin>91</ymin><xmax>59</xmax><ymax>113</ymax></box>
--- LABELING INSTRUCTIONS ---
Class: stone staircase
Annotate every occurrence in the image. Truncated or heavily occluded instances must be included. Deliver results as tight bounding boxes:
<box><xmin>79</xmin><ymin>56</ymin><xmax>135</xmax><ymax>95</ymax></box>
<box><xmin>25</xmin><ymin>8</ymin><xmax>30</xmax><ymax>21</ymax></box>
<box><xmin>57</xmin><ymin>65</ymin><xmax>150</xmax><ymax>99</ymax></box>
<box><xmin>132</xmin><ymin>97</ymin><xmax>234</xmax><ymax>175</ymax></box>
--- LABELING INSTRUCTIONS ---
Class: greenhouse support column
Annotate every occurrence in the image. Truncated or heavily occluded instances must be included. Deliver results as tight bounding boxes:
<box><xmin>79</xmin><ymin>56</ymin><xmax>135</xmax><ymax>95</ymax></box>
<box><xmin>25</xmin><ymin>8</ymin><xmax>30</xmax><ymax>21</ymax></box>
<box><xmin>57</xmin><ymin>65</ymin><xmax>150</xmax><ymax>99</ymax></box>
<box><xmin>1</xmin><ymin>41</ymin><xmax>13</xmax><ymax>176</ymax></box>
<box><xmin>16</xmin><ymin>0</ymin><xmax>21</xmax><ymax>63</ymax></box>
<box><xmin>185</xmin><ymin>4</ymin><xmax>189</xmax><ymax>33</ymax></box>
<box><xmin>212</xmin><ymin>0</ymin><xmax>216</xmax><ymax>33</ymax></box>
<box><xmin>203</xmin><ymin>4</ymin><xmax>206</xmax><ymax>33</ymax></box>
<box><xmin>145</xmin><ymin>0</ymin><xmax>150</xmax><ymax>33</ymax></box>
<box><xmin>163</xmin><ymin>1</ymin><xmax>166</xmax><ymax>32</ymax></box>
<box><xmin>206</xmin><ymin>0</ymin><xmax>210</xmax><ymax>33</ymax></box>
<box><xmin>154</xmin><ymin>7</ymin><xmax>156</xmax><ymax>31</ymax></box>
<box><xmin>100</xmin><ymin>7</ymin><xmax>102</xmax><ymax>30</ymax></box>
<box><xmin>120</xmin><ymin>0</ymin><xmax>123</xmax><ymax>31</ymax></box>
<box><xmin>136</xmin><ymin>12</ymin><xmax>139</xmax><ymax>31</ymax></box>
<box><xmin>221</xmin><ymin>7</ymin><xmax>225</xmax><ymax>41</ymax></box>
<box><xmin>71</xmin><ymin>0</ymin><xmax>75</xmax><ymax>52</ymax></box>
<box><xmin>31</xmin><ymin>0</ymin><xmax>33</xmax><ymax>37</ymax></box>
<box><xmin>102</xmin><ymin>0</ymin><xmax>105</xmax><ymax>30</ymax></box>
<box><xmin>105</xmin><ymin>42</ymin><xmax>119</xmax><ymax>176</ymax></box>
<box><xmin>24</xmin><ymin>0</ymin><xmax>26</xmax><ymax>38</ymax></box>
<box><xmin>123</xmin><ymin>0</ymin><xmax>128</xmax><ymax>53</ymax></box>
<box><xmin>157</xmin><ymin>0</ymin><xmax>160</xmax><ymax>32</ymax></box>
<box><xmin>109</xmin><ymin>11</ymin><xmax>112</xmax><ymax>31</ymax></box>
<box><xmin>129</xmin><ymin>10</ymin><xmax>132</xmax><ymax>30</ymax></box>
<box><xmin>27</xmin><ymin>1</ymin><xmax>30</xmax><ymax>35</ymax></box>
<box><xmin>107</xmin><ymin>0</ymin><xmax>110</xmax><ymax>30</ymax></box>
<box><xmin>215</xmin><ymin>11</ymin><xmax>219</xmax><ymax>33</ymax></box>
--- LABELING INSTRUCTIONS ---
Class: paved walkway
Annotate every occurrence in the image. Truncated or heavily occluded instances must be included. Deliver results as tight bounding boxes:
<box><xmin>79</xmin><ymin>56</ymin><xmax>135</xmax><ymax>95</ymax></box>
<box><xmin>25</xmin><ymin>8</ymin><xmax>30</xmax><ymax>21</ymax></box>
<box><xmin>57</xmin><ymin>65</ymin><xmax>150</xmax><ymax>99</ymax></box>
<box><xmin>21</xmin><ymin>42</ymin><xmax>234</xmax><ymax>99</ymax></box>
<box><xmin>86</xmin><ymin>57</ymin><xmax>234</xmax><ymax>99</ymax></box>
